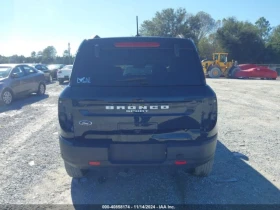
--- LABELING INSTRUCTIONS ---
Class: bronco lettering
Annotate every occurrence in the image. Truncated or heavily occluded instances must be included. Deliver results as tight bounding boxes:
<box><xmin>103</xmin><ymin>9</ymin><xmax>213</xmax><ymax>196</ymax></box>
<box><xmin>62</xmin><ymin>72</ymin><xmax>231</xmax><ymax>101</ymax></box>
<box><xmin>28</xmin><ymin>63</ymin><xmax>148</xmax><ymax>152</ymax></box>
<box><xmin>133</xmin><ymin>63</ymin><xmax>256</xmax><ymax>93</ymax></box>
<box><xmin>105</xmin><ymin>105</ymin><xmax>169</xmax><ymax>110</ymax></box>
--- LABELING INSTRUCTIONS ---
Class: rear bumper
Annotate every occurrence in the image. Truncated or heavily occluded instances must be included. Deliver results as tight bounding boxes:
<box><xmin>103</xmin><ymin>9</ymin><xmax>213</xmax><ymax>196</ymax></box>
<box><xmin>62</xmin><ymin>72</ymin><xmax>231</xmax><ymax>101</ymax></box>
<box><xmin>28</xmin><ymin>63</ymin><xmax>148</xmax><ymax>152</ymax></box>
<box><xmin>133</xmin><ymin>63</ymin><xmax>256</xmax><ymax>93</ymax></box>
<box><xmin>59</xmin><ymin>134</ymin><xmax>218</xmax><ymax>169</ymax></box>
<box><xmin>57</xmin><ymin>75</ymin><xmax>70</xmax><ymax>80</ymax></box>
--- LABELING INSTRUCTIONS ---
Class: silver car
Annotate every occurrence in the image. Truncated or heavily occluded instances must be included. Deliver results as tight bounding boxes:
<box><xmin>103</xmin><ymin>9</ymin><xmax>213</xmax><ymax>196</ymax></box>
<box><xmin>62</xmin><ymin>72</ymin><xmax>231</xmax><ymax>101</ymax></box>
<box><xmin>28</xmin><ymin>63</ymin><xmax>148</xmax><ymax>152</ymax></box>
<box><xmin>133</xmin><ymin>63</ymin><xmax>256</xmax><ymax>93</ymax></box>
<box><xmin>0</xmin><ymin>64</ymin><xmax>46</xmax><ymax>105</ymax></box>
<box><xmin>28</xmin><ymin>64</ymin><xmax>53</xmax><ymax>83</ymax></box>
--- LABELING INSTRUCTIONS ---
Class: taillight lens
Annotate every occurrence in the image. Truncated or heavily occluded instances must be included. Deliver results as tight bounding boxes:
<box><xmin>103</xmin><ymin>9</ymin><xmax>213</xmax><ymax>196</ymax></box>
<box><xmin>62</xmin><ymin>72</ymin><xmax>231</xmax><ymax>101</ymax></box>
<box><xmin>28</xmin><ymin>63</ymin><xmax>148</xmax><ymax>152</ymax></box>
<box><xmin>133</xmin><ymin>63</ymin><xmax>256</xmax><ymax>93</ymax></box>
<box><xmin>201</xmin><ymin>97</ymin><xmax>218</xmax><ymax>132</ymax></box>
<box><xmin>58</xmin><ymin>98</ymin><xmax>74</xmax><ymax>134</ymax></box>
<box><xmin>58</xmin><ymin>112</ymin><xmax>73</xmax><ymax>132</ymax></box>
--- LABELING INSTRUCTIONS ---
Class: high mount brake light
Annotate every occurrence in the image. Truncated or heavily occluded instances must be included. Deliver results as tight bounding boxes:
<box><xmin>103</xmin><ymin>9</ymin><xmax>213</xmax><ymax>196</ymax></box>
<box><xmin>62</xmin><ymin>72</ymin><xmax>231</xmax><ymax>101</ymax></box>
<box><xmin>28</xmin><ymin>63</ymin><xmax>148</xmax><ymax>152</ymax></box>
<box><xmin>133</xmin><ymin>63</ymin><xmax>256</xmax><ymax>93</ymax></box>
<box><xmin>175</xmin><ymin>160</ymin><xmax>187</xmax><ymax>165</ymax></box>
<box><xmin>89</xmin><ymin>161</ymin><xmax>100</xmax><ymax>166</ymax></box>
<box><xmin>114</xmin><ymin>42</ymin><xmax>160</xmax><ymax>48</ymax></box>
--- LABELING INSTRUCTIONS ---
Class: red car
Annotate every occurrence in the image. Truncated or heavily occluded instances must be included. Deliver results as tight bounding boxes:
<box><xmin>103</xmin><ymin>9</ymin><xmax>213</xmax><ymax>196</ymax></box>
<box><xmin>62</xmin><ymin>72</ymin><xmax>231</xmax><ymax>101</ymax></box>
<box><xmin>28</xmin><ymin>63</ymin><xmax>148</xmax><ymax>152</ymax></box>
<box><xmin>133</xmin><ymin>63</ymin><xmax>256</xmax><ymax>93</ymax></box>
<box><xmin>233</xmin><ymin>64</ymin><xmax>278</xmax><ymax>80</ymax></box>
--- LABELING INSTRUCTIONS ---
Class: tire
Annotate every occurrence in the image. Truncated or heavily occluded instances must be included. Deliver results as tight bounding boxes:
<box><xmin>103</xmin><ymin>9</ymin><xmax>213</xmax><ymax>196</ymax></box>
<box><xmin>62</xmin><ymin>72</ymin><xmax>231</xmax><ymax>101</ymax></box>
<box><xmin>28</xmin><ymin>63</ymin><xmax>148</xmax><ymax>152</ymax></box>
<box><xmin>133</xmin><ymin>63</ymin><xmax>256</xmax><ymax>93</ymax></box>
<box><xmin>230</xmin><ymin>67</ymin><xmax>241</xmax><ymax>78</ymax></box>
<box><xmin>1</xmin><ymin>89</ymin><xmax>13</xmax><ymax>105</ymax></box>
<box><xmin>58</xmin><ymin>79</ymin><xmax>64</xmax><ymax>85</ymax></box>
<box><xmin>48</xmin><ymin>75</ymin><xmax>53</xmax><ymax>83</ymax></box>
<box><xmin>208</xmin><ymin>67</ymin><xmax>222</xmax><ymax>78</ymax></box>
<box><xmin>37</xmin><ymin>83</ymin><xmax>46</xmax><ymax>95</ymax></box>
<box><xmin>191</xmin><ymin>159</ymin><xmax>214</xmax><ymax>177</ymax></box>
<box><xmin>227</xmin><ymin>66</ymin><xmax>236</xmax><ymax>78</ymax></box>
<box><xmin>64</xmin><ymin>162</ymin><xmax>88</xmax><ymax>178</ymax></box>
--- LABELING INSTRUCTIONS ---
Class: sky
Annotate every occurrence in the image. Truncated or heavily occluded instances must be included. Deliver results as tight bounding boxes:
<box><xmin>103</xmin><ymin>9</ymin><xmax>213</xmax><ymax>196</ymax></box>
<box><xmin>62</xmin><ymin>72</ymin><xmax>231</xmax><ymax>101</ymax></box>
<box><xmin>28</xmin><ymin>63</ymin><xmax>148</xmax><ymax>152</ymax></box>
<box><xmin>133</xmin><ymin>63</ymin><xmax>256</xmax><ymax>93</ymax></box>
<box><xmin>1</xmin><ymin>0</ymin><xmax>280</xmax><ymax>57</ymax></box>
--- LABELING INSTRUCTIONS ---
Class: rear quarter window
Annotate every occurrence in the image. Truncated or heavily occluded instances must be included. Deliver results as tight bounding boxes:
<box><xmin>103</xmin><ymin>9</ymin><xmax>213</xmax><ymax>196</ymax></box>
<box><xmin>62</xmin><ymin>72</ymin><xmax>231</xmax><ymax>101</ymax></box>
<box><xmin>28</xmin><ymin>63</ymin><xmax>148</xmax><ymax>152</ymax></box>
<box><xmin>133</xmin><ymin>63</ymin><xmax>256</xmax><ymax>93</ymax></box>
<box><xmin>71</xmin><ymin>40</ymin><xmax>205</xmax><ymax>87</ymax></box>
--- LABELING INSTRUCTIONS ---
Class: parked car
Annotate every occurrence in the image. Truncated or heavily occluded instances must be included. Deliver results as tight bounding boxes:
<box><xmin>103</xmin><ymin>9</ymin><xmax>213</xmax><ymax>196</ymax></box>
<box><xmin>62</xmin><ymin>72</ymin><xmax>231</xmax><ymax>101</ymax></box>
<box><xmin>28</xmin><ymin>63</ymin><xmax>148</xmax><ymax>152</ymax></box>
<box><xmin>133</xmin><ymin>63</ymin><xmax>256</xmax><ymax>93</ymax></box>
<box><xmin>233</xmin><ymin>64</ymin><xmax>278</xmax><ymax>80</ymax></box>
<box><xmin>26</xmin><ymin>64</ymin><xmax>52</xmax><ymax>83</ymax></box>
<box><xmin>58</xmin><ymin>36</ymin><xmax>218</xmax><ymax>178</ymax></box>
<box><xmin>0</xmin><ymin>64</ymin><xmax>46</xmax><ymax>105</ymax></box>
<box><xmin>47</xmin><ymin>64</ymin><xmax>65</xmax><ymax>80</ymax></box>
<box><xmin>57</xmin><ymin>65</ymin><xmax>73</xmax><ymax>84</ymax></box>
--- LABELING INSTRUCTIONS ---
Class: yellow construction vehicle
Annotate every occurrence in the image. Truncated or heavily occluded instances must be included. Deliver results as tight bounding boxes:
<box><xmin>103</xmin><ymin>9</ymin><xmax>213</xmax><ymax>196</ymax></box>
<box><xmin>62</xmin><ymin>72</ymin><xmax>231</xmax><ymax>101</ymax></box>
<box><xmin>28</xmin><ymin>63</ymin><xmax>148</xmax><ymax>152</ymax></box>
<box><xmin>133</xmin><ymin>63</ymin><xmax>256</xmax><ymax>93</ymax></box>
<box><xmin>201</xmin><ymin>53</ymin><xmax>237</xmax><ymax>78</ymax></box>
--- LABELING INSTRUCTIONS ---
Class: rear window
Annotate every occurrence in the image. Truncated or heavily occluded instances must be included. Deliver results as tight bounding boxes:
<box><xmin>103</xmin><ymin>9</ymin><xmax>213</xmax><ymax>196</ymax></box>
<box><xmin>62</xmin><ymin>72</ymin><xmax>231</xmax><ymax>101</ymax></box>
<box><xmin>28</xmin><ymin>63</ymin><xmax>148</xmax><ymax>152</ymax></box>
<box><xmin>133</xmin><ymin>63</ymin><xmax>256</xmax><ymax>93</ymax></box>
<box><xmin>71</xmin><ymin>42</ymin><xmax>204</xmax><ymax>86</ymax></box>
<box><xmin>47</xmin><ymin>65</ymin><xmax>59</xmax><ymax>70</ymax></box>
<box><xmin>62</xmin><ymin>65</ymin><xmax>73</xmax><ymax>70</ymax></box>
<box><xmin>0</xmin><ymin>67</ymin><xmax>12</xmax><ymax>78</ymax></box>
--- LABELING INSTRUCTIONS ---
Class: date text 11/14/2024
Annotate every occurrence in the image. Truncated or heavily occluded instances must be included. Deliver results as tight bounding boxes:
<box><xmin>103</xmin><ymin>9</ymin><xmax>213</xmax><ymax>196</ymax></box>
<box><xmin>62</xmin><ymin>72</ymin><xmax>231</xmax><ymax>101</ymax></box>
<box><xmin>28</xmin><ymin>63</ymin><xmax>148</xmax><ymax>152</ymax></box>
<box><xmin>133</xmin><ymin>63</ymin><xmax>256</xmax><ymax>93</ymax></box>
<box><xmin>102</xmin><ymin>205</ymin><xmax>176</xmax><ymax>209</ymax></box>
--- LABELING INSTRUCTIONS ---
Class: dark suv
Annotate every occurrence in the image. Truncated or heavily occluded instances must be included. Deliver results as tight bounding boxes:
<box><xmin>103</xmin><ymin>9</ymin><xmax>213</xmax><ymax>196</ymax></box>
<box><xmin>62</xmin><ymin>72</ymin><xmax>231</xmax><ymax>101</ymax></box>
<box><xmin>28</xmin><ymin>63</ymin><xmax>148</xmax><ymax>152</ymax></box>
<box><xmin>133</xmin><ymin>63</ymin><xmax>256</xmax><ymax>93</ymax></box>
<box><xmin>58</xmin><ymin>36</ymin><xmax>218</xmax><ymax>178</ymax></box>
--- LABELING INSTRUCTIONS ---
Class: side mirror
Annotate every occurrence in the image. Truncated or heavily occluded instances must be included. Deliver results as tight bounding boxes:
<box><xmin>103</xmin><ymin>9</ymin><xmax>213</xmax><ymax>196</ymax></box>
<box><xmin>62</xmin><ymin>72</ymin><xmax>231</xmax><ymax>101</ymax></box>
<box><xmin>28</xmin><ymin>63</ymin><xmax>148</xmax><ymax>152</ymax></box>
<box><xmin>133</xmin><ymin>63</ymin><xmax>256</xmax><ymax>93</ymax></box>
<box><xmin>11</xmin><ymin>73</ymin><xmax>19</xmax><ymax>78</ymax></box>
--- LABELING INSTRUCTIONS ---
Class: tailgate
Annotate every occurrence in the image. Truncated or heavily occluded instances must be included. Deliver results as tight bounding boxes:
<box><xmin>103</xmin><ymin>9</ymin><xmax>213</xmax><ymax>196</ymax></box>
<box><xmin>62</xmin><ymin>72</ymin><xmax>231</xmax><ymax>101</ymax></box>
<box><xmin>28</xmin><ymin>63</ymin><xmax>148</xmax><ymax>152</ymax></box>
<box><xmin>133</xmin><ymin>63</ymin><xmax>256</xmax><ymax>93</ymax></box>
<box><xmin>69</xmin><ymin>86</ymin><xmax>217</xmax><ymax>142</ymax></box>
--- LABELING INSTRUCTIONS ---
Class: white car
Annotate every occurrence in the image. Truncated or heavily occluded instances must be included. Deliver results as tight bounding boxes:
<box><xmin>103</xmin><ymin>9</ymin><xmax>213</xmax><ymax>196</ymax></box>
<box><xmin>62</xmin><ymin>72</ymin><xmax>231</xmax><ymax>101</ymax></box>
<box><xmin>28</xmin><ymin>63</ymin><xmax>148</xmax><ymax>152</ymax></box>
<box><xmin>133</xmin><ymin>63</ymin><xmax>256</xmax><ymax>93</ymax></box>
<box><xmin>57</xmin><ymin>65</ymin><xmax>73</xmax><ymax>84</ymax></box>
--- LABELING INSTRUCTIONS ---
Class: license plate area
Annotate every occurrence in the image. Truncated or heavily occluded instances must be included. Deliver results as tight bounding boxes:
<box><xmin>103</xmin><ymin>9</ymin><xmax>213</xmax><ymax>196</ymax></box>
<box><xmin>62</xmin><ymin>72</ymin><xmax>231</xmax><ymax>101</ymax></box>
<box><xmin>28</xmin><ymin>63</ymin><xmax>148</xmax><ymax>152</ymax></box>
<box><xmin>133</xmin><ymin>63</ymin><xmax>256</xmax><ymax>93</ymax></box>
<box><xmin>109</xmin><ymin>144</ymin><xmax>167</xmax><ymax>164</ymax></box>
<box><xmin>117</xmin><ymin>122</ymin><xmax>158</xmax><ymax>135</ymax></box>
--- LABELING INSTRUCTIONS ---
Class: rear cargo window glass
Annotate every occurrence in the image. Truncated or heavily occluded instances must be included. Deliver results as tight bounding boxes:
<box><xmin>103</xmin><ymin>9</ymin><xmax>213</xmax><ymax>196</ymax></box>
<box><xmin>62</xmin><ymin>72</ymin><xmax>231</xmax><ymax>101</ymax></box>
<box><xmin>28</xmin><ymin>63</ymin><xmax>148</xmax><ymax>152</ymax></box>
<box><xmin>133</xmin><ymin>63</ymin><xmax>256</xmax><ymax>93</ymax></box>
<box><xmin>71</xmin><ymin>43</ymin><xmax>204</xmax><ymax>86</ymax></box>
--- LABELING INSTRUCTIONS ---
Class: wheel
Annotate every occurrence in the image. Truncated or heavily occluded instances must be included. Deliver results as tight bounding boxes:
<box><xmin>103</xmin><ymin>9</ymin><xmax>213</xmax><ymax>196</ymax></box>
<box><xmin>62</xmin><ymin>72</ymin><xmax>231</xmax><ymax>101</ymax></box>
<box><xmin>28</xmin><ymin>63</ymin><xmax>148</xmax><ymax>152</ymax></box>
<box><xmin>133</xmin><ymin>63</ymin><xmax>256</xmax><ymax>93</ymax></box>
<box><xmin>227</xmin><ymin>67</ymin><xmax>240</xmax><ymax>78</ymax></box>
<box><xmin>48</xmin><ymin>75</ymin><xmax>53</xmax><ymax>83</ymax></box>
<box><xmin>58</xmin><ymin>79</ymin><xmax>64</xmax><ymax>85</ymax></box>
<box><xmin>64</xmin><ymin>162</ymin><xmax>88</xmax><ymax>178</ymax></box>
<box><xmin>1</xmin><ymin>89</ymin><xmax>13</xmax><ymax>105</ymax></box>
<box><xmin>230</xmin><ymin>67</ymin><xmax>241</xmax><ymax>78</ymax></box>
<box><xmin>208</xmin><ymin>67</ymin><xmax>222</xmax><ymax>78</ymax></box>
<box><xmin>37</xmin><ymin>83</ymin><xmax>46</xmax><ymax>95</ymax></box>
<box><xmin>191</xmin><ymin>159</ymin><xmax>214</xmax><ymax>177</ymax></box>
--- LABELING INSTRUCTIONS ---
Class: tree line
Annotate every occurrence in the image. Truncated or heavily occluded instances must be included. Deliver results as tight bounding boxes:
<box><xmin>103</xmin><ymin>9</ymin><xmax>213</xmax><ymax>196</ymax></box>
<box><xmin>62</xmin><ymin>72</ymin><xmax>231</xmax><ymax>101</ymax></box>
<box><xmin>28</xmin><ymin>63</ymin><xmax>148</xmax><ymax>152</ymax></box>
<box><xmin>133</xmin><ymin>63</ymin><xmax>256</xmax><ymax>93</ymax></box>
<box><xmin>140</xmin><ymin>8</ymin><xmax>280</xmax><ymax>64</ymax></box>
<box><xmin>1</xmin><ymin>8</ymin><xmax>280</xmax><ymax>64</ymax></box>
<box><xmin>0</xmin><ymin>46</ymin><xmax>75</xmax><ymax>65</ymax></box>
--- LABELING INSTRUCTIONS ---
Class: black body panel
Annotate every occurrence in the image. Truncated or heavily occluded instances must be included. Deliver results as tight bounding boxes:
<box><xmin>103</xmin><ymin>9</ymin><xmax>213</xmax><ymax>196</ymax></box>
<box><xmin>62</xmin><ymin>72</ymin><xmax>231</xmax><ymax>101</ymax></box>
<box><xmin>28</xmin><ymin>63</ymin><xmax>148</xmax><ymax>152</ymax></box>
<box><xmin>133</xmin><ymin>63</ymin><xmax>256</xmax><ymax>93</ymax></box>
<box><xmin>58</xmin><ymin>36</ymin><xmax>218</xmax><ymax>169</ymax></box>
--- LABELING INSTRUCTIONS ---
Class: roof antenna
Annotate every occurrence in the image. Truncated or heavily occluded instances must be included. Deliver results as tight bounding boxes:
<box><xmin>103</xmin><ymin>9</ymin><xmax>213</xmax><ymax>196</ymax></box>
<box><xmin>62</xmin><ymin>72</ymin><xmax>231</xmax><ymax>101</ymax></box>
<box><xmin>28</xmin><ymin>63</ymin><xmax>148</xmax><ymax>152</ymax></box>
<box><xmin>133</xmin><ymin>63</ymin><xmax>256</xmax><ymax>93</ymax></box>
<box><xmin>136</xmin><ymin>16</ymin><xmax>140</xmax><ymax>37</ymax></box>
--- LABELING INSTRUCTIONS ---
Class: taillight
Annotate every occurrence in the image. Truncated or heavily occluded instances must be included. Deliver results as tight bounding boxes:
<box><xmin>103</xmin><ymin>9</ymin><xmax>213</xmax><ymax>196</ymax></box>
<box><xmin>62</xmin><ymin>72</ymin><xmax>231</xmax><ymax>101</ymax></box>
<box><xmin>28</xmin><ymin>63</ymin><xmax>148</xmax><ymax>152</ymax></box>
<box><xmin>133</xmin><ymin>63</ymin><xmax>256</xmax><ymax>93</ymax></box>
<box><xmin>114</xmin><ymin>42</ymin><xmax>160</xmax><ymax>48</ymax></box>
<box><xmin>58</xmin><ymin>98</ymin><xmax>74</xmax><ymax>135</ymax></box>
<box><xmin>201</xmin><ymin>97</ymin><xmax>218</xmax><ymax>132</ymax></box>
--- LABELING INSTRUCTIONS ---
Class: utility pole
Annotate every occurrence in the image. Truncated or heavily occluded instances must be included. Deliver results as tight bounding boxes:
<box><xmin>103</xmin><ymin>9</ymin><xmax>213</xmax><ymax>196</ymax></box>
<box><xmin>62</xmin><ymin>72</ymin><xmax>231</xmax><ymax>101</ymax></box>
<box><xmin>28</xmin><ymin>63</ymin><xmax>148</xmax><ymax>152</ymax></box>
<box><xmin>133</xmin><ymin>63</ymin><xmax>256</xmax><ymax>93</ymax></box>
<box><xmin>68</xmin><ymin>43</ymin><xmax>71</xmax><ymax>64</ymax></box>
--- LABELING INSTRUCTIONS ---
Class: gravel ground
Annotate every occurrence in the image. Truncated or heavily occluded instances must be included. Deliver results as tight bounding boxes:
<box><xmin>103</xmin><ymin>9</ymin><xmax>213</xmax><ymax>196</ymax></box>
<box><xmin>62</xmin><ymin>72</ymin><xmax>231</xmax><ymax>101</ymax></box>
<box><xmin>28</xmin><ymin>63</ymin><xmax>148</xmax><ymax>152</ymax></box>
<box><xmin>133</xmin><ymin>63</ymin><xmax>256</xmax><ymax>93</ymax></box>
<box><xmin>0</xmin><ymin>78</ymin><xmax>279</xmax><ymax>205</ymax></box>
